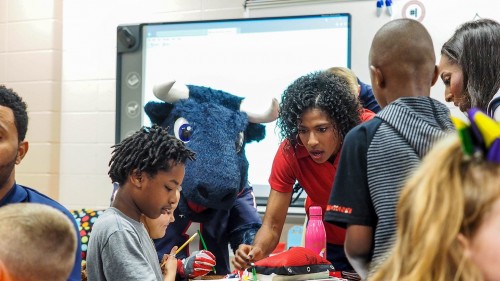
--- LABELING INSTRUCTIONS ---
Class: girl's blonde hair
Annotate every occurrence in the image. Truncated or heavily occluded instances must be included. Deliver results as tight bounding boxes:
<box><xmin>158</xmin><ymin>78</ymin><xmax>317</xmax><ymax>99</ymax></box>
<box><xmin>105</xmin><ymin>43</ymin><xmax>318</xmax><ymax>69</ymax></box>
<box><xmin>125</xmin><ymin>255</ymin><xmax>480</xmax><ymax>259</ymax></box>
<box><xmin>326</xmin><ymin>66</ymin><xmax>359</xmax><ymax>95</ymax></box>
<box><xmin>370</xmin><ymin>134</ymin><xmax>500</xmax><ymax>281</ymax></box>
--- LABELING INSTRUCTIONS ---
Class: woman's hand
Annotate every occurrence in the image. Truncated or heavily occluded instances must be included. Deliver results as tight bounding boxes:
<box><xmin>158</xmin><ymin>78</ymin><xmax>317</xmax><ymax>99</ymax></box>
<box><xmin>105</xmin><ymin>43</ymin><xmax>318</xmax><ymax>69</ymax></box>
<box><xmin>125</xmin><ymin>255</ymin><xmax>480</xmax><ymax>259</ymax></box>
<box><xmin>232</xmin><ymin>244</ymin><xmax>266</xmax><ymax>271</ymax></box>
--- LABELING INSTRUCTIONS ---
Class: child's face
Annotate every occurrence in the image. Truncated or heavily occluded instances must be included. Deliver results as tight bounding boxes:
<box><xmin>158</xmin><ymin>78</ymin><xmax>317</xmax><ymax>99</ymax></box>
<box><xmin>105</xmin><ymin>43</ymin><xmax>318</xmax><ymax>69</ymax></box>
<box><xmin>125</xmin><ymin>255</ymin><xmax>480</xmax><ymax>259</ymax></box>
<box><xmin>138</xmin><ymin>163</ymin><xmax>184</xmax><ymax>220</ymax></box>
<box><xmin>143</xmin><ymin>190</ymin><xmax>179</xmax><ymax>239</ymax></box>
<box><xmin>467</xmin><ymin>197</ymin><xmax>500</xmax><ymax>281</ymax></box>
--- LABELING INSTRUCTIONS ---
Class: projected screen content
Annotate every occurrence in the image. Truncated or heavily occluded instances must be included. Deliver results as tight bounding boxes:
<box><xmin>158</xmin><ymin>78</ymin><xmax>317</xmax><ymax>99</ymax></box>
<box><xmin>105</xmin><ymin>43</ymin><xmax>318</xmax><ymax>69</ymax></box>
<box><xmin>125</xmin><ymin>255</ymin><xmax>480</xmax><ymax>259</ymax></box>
<box><xmin>117</xmin><ymin>14</ymin><xmax>351</xmax><ymax>203</ymax></box>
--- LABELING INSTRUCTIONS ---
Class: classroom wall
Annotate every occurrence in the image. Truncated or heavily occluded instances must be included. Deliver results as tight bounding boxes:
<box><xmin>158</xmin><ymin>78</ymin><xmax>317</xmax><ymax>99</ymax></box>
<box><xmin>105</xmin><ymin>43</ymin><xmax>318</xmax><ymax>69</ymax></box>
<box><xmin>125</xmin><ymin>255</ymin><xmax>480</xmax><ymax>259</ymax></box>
<box><xmin>249</xmin><ymin>0</ymin><xmax>499</xmax><ymax>105</ymax></box>
<box><xmin>0</xmin><ymin>0</ymin><xmax>498</xmax><ymax>213</ymax></box>
<box><xmin>0</xmin><ymin>0</ymin><xmax>63</xmax><ymax>199</ymax></box>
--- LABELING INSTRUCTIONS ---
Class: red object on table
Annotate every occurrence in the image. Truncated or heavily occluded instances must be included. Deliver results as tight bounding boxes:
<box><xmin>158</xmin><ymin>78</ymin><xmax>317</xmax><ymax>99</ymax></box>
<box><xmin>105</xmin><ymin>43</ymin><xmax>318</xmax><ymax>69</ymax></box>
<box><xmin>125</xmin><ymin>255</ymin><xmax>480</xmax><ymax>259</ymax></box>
<box><xmin>271</xmin><ymin>242</ymin><xmax>286</xmax><ymax>255</ymax></box>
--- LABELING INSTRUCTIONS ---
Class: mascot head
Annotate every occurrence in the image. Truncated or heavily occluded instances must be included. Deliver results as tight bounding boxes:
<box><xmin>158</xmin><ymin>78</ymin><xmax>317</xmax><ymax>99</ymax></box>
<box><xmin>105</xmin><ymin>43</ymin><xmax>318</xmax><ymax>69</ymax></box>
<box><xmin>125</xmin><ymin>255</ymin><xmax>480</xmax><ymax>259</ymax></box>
<box><xmin>145</xmin><ymin>81</ymin><xmax>278</xmax><ymax>217</ymax></box>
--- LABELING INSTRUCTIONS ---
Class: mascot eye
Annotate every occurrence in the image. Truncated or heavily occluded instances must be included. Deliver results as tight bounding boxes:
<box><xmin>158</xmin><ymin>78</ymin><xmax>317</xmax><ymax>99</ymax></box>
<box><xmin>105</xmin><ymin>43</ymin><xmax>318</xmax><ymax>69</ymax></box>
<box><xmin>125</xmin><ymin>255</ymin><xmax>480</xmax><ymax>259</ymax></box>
<box><xmin>236</xmin><ymin>132</ymin><xmax>244</xmax><ymax>153</ymax></box>
<box><xmin>173</xmin><ymin>117</ymin><xmax>193</xmax><ymax>143</ymax></box>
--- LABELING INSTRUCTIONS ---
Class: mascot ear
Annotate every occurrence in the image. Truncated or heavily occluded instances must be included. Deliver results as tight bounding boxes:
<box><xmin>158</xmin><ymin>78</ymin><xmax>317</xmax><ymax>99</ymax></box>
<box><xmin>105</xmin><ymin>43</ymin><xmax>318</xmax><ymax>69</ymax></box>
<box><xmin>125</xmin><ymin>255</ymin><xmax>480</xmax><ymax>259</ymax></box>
<box><xmin>144</xmin><ymin>101</ymin><xmax>174</xmax><ymax>126</ymax></box>
<box><xmin>245</xmin><ymin>123</ymin><xmax>266</xmax><ymax>143</ymax></box>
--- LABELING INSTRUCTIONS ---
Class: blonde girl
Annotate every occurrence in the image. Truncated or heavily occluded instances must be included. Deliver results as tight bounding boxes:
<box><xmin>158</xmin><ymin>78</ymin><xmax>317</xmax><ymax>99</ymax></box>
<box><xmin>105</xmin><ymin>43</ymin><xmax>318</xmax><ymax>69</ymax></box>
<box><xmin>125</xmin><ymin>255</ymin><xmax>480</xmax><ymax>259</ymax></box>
<box><xmin>371</xmin><ymin>133</ymin><xmax>500</xmax><ymax>281</ymax></box>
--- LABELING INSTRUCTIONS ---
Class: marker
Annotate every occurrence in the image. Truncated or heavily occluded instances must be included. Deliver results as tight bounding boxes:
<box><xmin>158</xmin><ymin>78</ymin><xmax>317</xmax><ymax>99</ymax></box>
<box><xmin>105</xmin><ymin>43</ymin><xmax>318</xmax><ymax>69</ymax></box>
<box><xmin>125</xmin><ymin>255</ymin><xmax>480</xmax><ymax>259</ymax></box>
<box><xmin>175</xmin><ymin>232</ymin><xmax>198</xmax><ymax>255</ymax></box>
<box><xmin>250</xmin><ymin>263</ymin><xmax>257</xmax><ymax>281</ymax></box>
<box><xmin>376</xmin><ymin>0</ymin><xmax>384</xmax><ymax>17</ymax></box>
<box><xmin>385</xmin><ymin>0</ymin><xmax>393</xmax><ymax>16</ymax></box>
<box><xmin>197</xmin><ymin>230</ymin><xmax>216</xmax><ymax>274</ymax></box>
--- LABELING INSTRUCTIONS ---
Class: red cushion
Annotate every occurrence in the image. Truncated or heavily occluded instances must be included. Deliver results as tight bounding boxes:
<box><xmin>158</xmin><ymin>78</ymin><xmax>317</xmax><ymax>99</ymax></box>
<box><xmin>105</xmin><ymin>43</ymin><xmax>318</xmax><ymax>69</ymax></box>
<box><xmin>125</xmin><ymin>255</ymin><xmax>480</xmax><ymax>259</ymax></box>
<box><xmin>254</xmin><ymin>247</ymin><xmax>334</xmax><ymax>275</ymax></box>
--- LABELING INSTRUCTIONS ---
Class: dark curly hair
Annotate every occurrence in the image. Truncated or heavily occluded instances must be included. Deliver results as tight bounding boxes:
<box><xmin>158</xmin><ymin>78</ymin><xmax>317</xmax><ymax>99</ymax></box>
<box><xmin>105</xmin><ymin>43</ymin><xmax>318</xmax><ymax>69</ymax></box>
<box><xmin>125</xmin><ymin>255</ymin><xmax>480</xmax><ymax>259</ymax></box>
<box><xmin>108</xmin><ymin>125</ymin><xmax>196</xmax><ymax>184</ymax></box>
<box><xmin>0</xmin><ymin>85</ymin><xmax>28</xmax><ymax>142</ymax></box>
<box><xmin>277</xmin><ymin>71</ymin><xmax>361</xmax><ymax>148</ymax></box>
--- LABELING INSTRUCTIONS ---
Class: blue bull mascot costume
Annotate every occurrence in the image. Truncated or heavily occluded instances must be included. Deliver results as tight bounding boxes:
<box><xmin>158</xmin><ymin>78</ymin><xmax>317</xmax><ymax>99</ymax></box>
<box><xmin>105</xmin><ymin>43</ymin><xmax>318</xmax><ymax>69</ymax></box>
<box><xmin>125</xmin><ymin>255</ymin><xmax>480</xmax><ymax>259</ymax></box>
<box><xmin>144</xmin><ymin>80</ymin><xmax>278</xmax><ymax>279</ymax></box>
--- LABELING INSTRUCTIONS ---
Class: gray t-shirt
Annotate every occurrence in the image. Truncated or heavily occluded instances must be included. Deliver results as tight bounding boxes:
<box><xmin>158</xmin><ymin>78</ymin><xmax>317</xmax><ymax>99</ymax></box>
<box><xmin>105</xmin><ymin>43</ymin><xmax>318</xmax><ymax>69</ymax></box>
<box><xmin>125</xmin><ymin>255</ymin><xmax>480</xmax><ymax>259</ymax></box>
<box><xmin>86</xmin><ymin>207</ymin><xmax>163</xmax><ymax>281</ymax></box>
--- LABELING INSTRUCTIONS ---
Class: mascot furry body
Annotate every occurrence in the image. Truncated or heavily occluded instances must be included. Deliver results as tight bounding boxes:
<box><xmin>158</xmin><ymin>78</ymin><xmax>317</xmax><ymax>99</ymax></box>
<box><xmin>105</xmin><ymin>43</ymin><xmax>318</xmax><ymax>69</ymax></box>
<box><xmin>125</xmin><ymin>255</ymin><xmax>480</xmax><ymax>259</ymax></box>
<box><xmin>144</xmin><ymin>81</ymin><xmax>278</xmax><ymax>276</ymax></box>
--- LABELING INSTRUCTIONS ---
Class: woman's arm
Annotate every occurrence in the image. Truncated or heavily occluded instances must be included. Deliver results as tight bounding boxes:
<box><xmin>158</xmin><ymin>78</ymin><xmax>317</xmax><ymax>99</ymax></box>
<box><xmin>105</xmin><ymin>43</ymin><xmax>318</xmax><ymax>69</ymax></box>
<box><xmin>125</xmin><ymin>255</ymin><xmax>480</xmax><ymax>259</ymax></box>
<box><xmin>232</xmin><ymin>189</ymin><xmax>292</xmax><ymax>270</ymax></box>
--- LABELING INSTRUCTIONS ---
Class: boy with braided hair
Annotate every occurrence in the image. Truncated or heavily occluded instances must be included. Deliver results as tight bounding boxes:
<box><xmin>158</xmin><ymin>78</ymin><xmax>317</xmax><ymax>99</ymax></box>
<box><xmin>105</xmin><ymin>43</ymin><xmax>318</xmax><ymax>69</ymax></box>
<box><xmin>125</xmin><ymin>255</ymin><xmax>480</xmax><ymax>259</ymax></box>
<box><xmin>87</xmin><ymin>125</ymin><xmax>196</xmax><ymax>281</ymax></box>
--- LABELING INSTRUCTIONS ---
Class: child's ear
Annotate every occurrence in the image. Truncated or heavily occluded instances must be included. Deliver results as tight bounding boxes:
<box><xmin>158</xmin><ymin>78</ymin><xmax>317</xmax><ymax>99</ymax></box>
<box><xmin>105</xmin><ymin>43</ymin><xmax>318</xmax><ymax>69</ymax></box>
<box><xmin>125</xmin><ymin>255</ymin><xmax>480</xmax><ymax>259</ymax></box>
<box><xmin>370</xmin><ymin>65</ymin><xmax>385</xmax><ymax>89</ymax></box>
<box><xmin>129</xmin><ymin>170</ymin><xmax>142</xmax><ymax>187</ymax></box>
<box><xmin>457</xmin><ymin>233</ymin><xmax>472</xmax><ymax>258</ymax></box>
<box><xmin>431</xmin><ymin>65</ymin><xmax>439</xmax><ymax>86</ymax></box>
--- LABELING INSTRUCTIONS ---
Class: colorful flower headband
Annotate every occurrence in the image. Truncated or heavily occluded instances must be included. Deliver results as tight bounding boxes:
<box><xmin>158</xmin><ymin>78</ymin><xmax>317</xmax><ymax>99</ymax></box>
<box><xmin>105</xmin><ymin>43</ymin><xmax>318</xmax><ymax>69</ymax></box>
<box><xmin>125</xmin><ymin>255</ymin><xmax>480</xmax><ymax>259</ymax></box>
<box><xmin>451</xmin><ymin>108</ymin><xmax>500</xmax><ymax>163</ymax></box>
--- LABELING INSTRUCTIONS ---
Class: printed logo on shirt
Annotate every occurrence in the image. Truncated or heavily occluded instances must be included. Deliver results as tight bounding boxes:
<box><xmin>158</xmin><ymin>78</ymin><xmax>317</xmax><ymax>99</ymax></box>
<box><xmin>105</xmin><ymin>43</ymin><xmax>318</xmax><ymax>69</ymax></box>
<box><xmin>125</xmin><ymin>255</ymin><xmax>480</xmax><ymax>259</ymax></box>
<box><xmin>326</xmin><ymin>204</ymin><xmax>352</xmax><ymax>214</ymax></box>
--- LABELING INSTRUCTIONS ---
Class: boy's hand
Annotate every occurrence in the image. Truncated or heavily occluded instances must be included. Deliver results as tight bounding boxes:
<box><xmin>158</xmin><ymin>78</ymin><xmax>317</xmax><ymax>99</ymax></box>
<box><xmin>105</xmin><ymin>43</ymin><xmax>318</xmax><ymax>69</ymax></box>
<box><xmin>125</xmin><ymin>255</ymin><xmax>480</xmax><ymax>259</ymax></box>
<box><xmin>177</xmin><ymin>250</ymin><xmax>216</xmax><ymax>279</ymax></box>
<box><xmin>161</xmin><ymin>246</ymin><xmax>178</xmax><ymax>278</ymax></box>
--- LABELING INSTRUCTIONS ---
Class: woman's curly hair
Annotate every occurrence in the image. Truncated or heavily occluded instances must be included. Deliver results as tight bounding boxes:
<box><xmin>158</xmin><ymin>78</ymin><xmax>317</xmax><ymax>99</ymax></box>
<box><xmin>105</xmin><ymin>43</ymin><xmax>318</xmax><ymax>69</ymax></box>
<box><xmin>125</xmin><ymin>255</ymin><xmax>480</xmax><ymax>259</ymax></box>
<box><xmin>277</xmin><ymin>70</ymin><xmax>362</xmax><ymax>148</ymax></box>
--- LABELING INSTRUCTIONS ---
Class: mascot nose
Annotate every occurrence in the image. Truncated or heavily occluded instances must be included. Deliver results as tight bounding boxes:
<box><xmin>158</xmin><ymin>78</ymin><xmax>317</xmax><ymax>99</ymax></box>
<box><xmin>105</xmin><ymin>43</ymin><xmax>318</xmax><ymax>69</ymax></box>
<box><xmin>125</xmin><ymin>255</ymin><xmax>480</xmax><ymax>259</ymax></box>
<box><xmin>197</xmin><ymin>184</ymin><xmax>236</xmax><ymax>205</ymax></box>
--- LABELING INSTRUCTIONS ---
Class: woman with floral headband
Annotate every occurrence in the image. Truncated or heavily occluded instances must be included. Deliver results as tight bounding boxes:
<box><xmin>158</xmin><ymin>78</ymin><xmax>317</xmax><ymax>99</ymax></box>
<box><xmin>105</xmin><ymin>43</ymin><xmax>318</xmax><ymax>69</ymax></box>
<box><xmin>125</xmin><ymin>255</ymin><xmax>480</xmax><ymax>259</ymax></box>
<box><xmin>371</xmin><ymin>110</ymin><xmax>500</xmax><ymax>281</ymax></box>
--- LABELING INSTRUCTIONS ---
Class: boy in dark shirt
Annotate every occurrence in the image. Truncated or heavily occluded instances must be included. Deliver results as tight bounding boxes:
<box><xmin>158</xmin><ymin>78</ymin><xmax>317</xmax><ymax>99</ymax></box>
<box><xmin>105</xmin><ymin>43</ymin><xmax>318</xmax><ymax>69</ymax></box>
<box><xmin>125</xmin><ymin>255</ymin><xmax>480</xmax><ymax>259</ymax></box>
<box><xmin>325</xmin><ymin>19</ymin><xmax>454</xmax><ymax>279</ymax></box>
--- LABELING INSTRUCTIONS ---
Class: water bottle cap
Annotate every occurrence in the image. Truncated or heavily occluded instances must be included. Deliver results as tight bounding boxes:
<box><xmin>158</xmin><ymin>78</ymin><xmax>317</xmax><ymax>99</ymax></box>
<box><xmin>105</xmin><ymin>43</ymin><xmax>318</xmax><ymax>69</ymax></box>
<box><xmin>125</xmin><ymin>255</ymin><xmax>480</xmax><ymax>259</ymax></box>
<box><xmin>309</xmin><ymin>206</ymin><xmax>322</xmax><ymax>216</ymax></box>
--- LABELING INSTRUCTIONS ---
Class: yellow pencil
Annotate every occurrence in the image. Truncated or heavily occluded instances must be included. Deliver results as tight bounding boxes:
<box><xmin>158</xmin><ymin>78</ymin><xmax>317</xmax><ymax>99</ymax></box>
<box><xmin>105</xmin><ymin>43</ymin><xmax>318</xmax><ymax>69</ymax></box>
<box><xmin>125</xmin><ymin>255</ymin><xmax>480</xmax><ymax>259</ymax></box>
<box><xmin>175</xmin><ymin>232</ymin><xmax>198</xmax><ymax>255</ymax></box>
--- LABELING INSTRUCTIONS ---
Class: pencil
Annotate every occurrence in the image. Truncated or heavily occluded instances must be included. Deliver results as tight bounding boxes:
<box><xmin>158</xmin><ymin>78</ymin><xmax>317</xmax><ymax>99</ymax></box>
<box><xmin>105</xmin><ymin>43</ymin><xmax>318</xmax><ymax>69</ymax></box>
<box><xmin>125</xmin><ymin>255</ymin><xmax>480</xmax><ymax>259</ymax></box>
<box><xmin>175</xmin><ymin>232</ymin><xmax>198</xmax><ymax>255</ymax></box>
<box><xmin>197</xmin><ymin>230</ymin><xmax>217</xmax><ymax>274</ymax></box>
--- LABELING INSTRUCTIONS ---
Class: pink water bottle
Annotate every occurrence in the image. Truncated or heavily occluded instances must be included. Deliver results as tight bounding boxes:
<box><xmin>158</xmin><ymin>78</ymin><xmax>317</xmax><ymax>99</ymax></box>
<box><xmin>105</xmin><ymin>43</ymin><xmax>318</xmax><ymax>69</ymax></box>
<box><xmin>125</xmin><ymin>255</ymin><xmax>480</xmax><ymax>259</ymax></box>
<box><xmin>305</xmin><ymin>206</ymin><xmax>327</xmax><ymax>258</ymax></box>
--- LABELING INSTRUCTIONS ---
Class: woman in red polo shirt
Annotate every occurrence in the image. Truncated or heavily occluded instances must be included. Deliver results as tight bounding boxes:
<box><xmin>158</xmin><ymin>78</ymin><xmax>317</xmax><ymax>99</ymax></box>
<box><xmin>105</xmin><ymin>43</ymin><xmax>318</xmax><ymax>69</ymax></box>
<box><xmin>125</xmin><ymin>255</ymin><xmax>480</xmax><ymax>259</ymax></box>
<box><xmin>232</xmin><ymin>70</ymin><xmax>375</xmax><ymax>274</ymax></box>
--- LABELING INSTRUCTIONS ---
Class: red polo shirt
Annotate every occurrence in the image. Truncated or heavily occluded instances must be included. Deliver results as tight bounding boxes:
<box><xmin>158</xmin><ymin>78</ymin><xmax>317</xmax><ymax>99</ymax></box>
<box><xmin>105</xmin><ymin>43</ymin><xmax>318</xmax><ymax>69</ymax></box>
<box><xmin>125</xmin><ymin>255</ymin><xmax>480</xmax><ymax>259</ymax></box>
<box><xmin>269</xmin><ymin>140</ymin><xmax>345</xmax><ymax>245</ymax></box>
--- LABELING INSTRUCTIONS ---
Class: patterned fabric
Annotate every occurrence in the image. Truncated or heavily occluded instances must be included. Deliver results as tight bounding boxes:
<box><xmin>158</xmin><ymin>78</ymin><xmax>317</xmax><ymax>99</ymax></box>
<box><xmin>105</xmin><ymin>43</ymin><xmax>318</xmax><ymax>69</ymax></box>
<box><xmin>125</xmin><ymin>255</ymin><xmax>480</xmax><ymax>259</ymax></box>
<box><xmin>341</xmin><ymin>270</ymin><xmax>361</xmax><ymax>281</ymax></box>
<box><xmin>368</xmin><ymin>97</ymin><xmax>453</xmax><ymax>264</ymax></box>
<box><xmin>71</xmin><ymin>208</ymin><xmax>105</xmax><ymax>265</ymax></box>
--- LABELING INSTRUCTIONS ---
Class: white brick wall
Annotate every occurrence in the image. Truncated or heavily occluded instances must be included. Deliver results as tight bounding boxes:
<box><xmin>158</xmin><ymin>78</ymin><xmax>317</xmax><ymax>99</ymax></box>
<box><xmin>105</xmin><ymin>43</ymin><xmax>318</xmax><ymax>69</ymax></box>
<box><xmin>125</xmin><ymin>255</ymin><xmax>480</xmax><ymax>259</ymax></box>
<box><xmin>0</xmin><ymin>0</ymin><xmax>246</xmax><ymax>210</ymax></box>
<box><xmin>0</xmin><ymin>0</ymin><xmax>62</xmax><ymax>200</ymax></box>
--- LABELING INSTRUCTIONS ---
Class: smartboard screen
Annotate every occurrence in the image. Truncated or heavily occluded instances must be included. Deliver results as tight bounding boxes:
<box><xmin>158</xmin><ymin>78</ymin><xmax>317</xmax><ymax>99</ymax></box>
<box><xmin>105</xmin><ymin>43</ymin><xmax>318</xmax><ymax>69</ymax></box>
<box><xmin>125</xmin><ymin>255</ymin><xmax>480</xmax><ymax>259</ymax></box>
<box><xmin>116</xmin><ymin>13</ymin><xmax>351</xmax><ymax>205</ymax></box>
